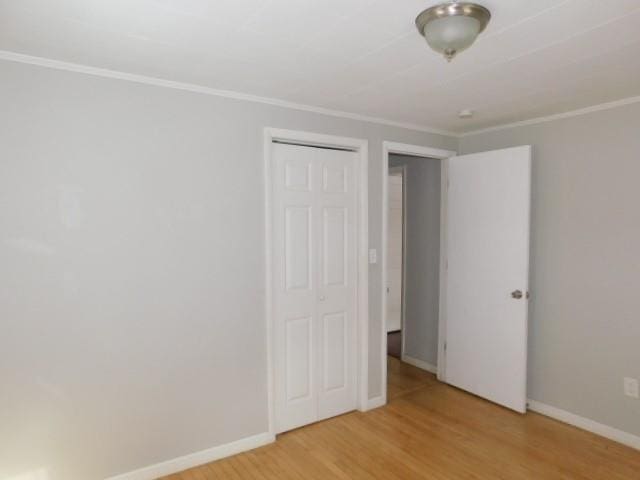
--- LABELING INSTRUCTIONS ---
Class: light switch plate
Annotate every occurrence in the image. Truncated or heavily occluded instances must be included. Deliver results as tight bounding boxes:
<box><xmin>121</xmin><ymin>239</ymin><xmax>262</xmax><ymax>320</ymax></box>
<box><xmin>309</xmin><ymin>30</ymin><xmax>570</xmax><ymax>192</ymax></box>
<box><xmin>624</xmin><ymin>377</ymin><xmax>639</xmax><ymax>398</ymax></box>
<box><xmin>368</xmin><ymin>249</ymin><xmax>377</xmax><ymax>264</ymax></box>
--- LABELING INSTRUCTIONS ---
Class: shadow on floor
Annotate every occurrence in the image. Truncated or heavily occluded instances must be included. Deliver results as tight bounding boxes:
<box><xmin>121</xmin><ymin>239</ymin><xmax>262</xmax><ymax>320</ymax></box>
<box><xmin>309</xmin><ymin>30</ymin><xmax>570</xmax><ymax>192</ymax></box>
<box><xmin>387</xmin><ymin>331</ymin><xmax>401</xmax><ymax>359</ymax></box>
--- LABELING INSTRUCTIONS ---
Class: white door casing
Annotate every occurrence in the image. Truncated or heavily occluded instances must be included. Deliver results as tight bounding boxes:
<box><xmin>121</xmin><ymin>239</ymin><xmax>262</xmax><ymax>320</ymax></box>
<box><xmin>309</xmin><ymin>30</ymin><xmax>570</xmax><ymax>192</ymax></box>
<box><xmin>445</xmin><ymin>145</ymin><xmax>531</xmax><ymax>413</ymax></box>
<box><xmin>272</xmin><ymin>142</ymin><xmax>358</xmax><ymax>433</ymax></box>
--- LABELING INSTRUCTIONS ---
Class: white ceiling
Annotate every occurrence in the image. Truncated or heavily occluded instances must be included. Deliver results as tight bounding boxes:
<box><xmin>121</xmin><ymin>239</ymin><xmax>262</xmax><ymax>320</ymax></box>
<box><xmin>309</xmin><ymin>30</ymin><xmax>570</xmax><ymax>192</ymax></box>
<box><xmin>1</xmin><ymin>0</ymin><xmax>640</xmax><ymax>134</ymax></box>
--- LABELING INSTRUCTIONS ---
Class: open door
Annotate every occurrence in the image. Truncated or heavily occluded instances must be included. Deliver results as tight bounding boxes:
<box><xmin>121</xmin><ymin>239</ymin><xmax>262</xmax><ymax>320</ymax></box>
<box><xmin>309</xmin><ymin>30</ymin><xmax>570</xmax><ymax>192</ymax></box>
<box><xmin>445</xmin><ymin>146</ymin><xmax>531</xmax><ymax>413</ymax></box>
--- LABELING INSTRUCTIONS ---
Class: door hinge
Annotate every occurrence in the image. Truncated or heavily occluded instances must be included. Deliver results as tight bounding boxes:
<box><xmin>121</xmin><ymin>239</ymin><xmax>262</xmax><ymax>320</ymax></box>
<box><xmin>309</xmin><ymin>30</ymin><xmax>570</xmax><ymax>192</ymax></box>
<box><xmin>444</xmin><ymin>342</ymin><xmax>447</xmax><ymax>352</ymax></box>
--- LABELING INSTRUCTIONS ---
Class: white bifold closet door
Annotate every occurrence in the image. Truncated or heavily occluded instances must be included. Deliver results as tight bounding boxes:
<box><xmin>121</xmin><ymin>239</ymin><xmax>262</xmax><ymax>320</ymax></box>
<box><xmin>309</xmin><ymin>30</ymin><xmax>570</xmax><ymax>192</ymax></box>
<box><xmin>272</xmin><ymin>142</ymin><xmax>358</xmax><ymax>434</ymax></box>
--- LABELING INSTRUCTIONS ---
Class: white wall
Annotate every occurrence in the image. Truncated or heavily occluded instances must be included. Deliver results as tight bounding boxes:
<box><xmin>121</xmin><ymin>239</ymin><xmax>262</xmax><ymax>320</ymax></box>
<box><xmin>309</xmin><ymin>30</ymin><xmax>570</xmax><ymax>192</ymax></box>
<box><xmin>459</xmin><ymin>101</ymin><xmax>640</xmax><ymax>439</ymax></box>
<box><xmin>0</xmin><ymin>59</ymin><xmax>456</xmax><ymax>480</ymax></box>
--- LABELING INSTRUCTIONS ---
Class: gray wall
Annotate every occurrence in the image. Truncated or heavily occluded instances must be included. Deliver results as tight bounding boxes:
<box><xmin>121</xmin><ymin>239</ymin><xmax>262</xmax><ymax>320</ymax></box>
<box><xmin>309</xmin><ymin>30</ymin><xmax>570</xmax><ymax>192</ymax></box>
<box><xmin>0</xmin><ymin>59</ymin><xmax>456</xmax><ymax>480</ymax></box>
<box><xmin>459</xmin><ymin>102</ymin><xmax>640</xmax><ymax>438</ymax></box>
<box><xmin>389</xmin><ymin>155</ymin><xmax>441</xmax><ymax>367</ymax></box>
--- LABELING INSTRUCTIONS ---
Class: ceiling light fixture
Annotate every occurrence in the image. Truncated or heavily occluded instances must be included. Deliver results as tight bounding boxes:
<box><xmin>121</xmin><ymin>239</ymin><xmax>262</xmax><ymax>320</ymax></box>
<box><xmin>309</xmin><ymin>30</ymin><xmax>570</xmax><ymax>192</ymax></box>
<box><xmin>416</xmin><ymin>2</ymin><xmax>491</xmax><ymax>62</ymax></box>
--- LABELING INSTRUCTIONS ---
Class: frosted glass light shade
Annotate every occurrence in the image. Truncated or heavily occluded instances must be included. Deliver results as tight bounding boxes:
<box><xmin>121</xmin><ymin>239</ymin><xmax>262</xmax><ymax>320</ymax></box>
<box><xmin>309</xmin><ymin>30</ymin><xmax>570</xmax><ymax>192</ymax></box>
<box><xmin>423</xmin><ymin>15</ymin><xmax>481</xmax><ymax>61</ymax></box>
<box><xmin>415</xmin><ymin>3</ymin><xmax>491</xmax><ymax>62</ymax></box>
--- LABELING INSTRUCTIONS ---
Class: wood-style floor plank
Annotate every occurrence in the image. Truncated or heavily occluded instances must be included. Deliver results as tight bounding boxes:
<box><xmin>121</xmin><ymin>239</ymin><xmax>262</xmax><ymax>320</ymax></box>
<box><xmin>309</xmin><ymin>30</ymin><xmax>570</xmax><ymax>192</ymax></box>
<box><xmin>162</xmin><ymin>357</ymin><xmax>640</xmax><ymax>479</ymax></box>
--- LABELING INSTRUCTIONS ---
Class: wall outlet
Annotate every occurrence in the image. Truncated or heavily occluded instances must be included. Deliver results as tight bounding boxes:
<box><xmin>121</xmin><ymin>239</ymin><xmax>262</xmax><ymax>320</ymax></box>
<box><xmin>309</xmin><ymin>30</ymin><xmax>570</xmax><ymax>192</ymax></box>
<box><xmin>368</xmin><ymin>249</ymin><xmax>377</xmax><ymax>264</ymax></box>
<box><xmin>623</xmin><ymin>377</ymin><xmax>639</xmax><ymax>399</ymax></box>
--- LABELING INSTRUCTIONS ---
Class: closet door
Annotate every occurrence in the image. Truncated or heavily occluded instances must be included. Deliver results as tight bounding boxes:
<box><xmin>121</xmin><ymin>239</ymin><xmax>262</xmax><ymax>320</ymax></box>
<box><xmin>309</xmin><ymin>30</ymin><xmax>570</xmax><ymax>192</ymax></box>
<box><xmin>316</xmin><ymin>149</ymin><xmax>358</xmax><ymax>422</ymax></box>
<box><xmin>272</xmin><ymin>143</ymin><xmax>358</xmax><ymax>433</ymax></box>
<box><xmin>273</xmin><ymin>143</ymin><xmax>317</xmax><ymax>433</ymax></box>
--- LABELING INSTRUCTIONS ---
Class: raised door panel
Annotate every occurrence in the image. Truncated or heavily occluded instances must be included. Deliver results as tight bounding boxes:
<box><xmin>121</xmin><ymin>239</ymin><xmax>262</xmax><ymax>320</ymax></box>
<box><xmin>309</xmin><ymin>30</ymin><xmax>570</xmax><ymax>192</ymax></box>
<box><xmin>322</xmin><ymin>164</ymin><xmax>347</xmax><ymax>193</ymax></box>
<box><xmin>285</xmin><ymin>206</ymin><xmax>312</xmax><ymax>291</ymax></box>
<box><xmin>285</xmin><ymin>316</ymin><xmax>313</xmax><ymax>401</ymax></box>
<box><xmin>322</xmin><ymin>207</ymin><xmax>347</xmax><ymax>287</ymax></box>
<box><xmin>322</xmin><ymin>312</ymin><xmax>347</xmax><ymax>392</ymax></box>
<box><xmin>285</xmin><ymin>161</ymin><xmax>311</xmax><ymax>192</ymax></box>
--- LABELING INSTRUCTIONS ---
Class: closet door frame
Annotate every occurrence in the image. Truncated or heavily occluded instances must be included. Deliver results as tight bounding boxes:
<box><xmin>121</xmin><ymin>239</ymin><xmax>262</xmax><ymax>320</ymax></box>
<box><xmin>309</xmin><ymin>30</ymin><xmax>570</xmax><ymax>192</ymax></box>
<box><xmin>264</xmin><ymin>128</ymin><xmax>369</xmax><ymax>437</ymax></box>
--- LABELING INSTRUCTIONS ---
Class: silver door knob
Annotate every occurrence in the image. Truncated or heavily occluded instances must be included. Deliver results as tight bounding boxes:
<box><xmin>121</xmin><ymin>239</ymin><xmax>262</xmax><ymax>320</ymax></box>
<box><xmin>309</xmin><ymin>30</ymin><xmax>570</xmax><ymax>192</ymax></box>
<box><xmin>319</xmin><ymin>295</ymin><xmax>326</xmax><ymax>301</ymax></box>
<box><xmin>511</xmin><ymin>290</ymin><xmax>523</xmax><ymax>299</ymax></box>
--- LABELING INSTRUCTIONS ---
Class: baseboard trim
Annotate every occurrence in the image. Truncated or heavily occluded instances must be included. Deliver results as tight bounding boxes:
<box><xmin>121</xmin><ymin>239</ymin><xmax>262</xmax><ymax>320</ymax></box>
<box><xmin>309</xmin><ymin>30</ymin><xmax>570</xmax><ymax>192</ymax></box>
<box><xmin>365</xmin><ymin>395</ymin><xmax>386</xmax><ymax>411</ymax></box>
<box><xmin>527</xmin><ymin>400</ymin><xmax>640</xmax><ymax>451</ymax></box>
<box><xmin>105</xmin><ymin>432</ymin><xmax>275</xmax><ymax>480</ymax></box>
<box><xmin>401</xmin><ymin>354</ymin><xmax>438</xmax><ymax>374</ymax></box>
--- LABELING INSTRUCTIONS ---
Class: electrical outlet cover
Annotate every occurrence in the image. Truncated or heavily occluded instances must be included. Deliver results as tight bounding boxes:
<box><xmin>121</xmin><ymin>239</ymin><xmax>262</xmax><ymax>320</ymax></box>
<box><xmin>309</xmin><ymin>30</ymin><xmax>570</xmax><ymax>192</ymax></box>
<box><xmin>623</xmin><ymin>377</ymin><xmax>639</xmax><ymax>398</ymax></box>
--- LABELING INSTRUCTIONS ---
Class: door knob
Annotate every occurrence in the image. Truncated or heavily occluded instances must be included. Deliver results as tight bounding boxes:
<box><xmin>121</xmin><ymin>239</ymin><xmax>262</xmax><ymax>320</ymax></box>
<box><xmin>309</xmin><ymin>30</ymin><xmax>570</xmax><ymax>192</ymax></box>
<box><xmin>511</xmin><ymin>290</ymin><xmax>523</xmax><ymax>299</ymax></box>
<box><xmin>319</xmin><ymin>295</ymin><xmax>326</xmax><ymax>301</ymax></box>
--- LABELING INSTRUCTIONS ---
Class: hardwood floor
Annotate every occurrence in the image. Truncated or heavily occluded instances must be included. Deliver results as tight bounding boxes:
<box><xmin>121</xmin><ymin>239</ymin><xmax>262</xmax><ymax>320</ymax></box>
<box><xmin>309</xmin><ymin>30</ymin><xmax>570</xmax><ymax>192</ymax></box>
<box><xmin>163</xmin><ymin>357</ymin><xmax>640</xmax><ymax>479</ymax></box>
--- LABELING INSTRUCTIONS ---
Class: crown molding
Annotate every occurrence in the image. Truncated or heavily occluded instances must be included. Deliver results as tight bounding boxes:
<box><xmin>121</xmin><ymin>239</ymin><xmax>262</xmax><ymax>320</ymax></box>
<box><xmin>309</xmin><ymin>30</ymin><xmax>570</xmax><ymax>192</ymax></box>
<box><xmin>460</xmin><ymin>95</ymin><xmax>640</xmax><ymax>137</ymax></box>
<box><xmin>4</xmin><ymin>49</ymin><xmax>639</xmax><ymax>140</ymax></box>
<box><xmin>0</xmin><ymin>49</ymin><xmax>456</xmax><ymax>137</ymax></box>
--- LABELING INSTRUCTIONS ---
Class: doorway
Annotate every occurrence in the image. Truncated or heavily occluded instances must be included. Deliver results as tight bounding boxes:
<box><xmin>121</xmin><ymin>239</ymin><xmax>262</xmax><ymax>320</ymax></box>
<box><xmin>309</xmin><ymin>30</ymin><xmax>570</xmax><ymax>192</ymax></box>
<box><xmin>381</xmin><ymin>143</ymin><xmax>453</xmax><ymax>404</ymax></box>
<box><xmin>381</xmin><ymin>141</ymin><xmax>532</xmax><ymax>414</ymax></box>
<box><xmin>385</xmin><ymin>152</ymin><xmax>444</xmax><ymax>401</ymax></box>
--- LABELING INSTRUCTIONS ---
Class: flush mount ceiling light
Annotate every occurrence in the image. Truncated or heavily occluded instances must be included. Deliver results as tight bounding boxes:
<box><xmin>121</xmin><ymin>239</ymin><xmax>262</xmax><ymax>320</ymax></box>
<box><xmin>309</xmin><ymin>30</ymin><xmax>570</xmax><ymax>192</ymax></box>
<box><xmin>416</xmin><ymin>2</ymin><xmax>491</xmax><ymax>62</ymax></box>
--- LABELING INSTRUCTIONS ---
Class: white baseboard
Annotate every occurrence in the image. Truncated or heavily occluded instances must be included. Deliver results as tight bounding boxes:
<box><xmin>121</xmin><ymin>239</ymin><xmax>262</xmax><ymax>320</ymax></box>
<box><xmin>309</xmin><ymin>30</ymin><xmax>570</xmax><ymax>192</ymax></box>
<box><xmin>401</xmin><ymin>354</ymin><xmax>438</xmax><ymax>374</ymax></box>
<box><xmin>364</xmin><ymin>395</ymin><xmax>386</xmax><ymax>411</ymax></box>
<box><xmin>527</xmin><ymin>400</ymin><xmax>640</xmax><ymax>451</ymax></box>
<box><xmin>105</xmin><ymin>432</ymin><xmax>275</xmax><ymax>480</ymax></box>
